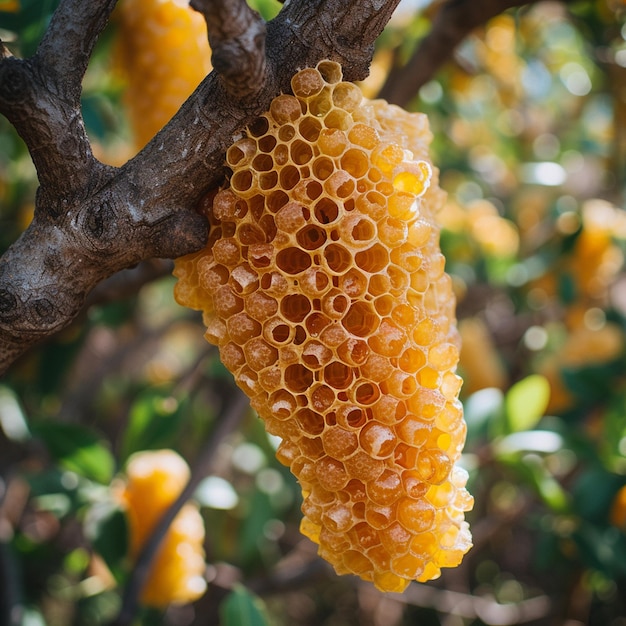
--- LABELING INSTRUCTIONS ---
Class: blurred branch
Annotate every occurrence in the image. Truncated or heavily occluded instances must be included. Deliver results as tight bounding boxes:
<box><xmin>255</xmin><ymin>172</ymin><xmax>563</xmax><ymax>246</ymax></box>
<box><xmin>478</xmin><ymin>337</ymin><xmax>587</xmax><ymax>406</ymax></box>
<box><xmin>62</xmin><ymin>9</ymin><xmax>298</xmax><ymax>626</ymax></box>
<box><xmin>191</xmin><ymin>0</ymin><xmax>267</xmax><ymax>99</ymax></box>
<box><xmin>84</xmin><ymin>259</ymin><xmax>175</xmax><ymax>308</ymax></box>
<box><xmin>398</xmin><ymin>583</ymin><xmax>552</xmax><ymax>625</ymax></box>
<box><xmin>111</xmin><ymin>387</ymin><xmax>250</xmax><ymax>626</ymax></box>
<box><xmin>379</xmin><ymin>0</ymin><xmax>547</xmax><ymax>107</ymax></box>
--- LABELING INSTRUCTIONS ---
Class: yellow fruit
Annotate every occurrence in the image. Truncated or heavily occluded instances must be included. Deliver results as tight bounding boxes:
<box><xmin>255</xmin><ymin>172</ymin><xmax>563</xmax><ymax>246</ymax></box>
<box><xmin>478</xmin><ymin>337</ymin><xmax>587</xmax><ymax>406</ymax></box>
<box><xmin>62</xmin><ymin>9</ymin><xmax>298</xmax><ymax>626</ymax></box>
<box><xmin>174</xmin><ymin>61</ymin><xmax>472</xmax><ymax>592</ymax></box>
<box><xmin>114</xmin><ymin>0</ymin><xmax>212</xmax><ymax>149</ymax></box>
<box><xmin>120</xmin><ymin>450</ymin><xmax>206</xmax><ymax>607</ymax></box>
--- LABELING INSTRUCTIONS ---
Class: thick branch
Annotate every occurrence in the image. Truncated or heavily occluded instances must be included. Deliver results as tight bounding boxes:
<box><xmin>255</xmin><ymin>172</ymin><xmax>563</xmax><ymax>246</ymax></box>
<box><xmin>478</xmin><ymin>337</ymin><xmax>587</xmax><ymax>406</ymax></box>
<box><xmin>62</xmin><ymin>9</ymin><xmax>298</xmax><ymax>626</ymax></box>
<box><xmin>0</xmin><ymin>0</ymin><xmax>401</xmax><ymax>375</ymax></box>
<box><xmin>191</xmin><ymin>0</ymin><xmax>267</xmax><ymax>99</ymax></box>
<box><xmin>35</xmin><ymin>0</ymin><xmax>118</xmax><ymax>103</ymax></box>
<box><xmin>378</xmin><ymin>0</ymin><xmax>537</xmax><ymax>107</ymax></box>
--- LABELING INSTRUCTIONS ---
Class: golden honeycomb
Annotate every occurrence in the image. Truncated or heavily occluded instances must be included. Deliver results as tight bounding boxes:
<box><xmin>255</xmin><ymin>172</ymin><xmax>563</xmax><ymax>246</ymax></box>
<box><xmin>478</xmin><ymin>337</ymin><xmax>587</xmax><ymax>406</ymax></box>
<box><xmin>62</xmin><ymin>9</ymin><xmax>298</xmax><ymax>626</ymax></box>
<box><xmin>174</xmin><ymin>61</ymin><xmax>473</xmax><ymax>592</ymax></box>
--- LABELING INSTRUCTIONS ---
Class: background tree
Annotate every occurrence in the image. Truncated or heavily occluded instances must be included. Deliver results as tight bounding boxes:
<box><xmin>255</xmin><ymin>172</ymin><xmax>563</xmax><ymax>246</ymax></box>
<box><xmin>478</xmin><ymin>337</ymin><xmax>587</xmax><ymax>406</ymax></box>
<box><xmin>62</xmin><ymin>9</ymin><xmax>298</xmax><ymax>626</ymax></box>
<box><xmin>1</xmin><ymin>0</ymin><xmax>626</xmax><ymax>625</ymax></box>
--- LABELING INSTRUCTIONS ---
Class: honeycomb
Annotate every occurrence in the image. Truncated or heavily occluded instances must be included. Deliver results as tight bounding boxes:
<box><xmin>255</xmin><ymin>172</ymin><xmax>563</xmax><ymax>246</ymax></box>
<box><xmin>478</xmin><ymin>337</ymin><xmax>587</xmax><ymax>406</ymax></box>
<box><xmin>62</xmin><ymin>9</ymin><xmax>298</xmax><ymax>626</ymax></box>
<box><xmin>114</xmin><ymin>0</ymin><xmax>212</xmax><ymax>149</ymax></box>
<box><xmin>120</xmin><ymin>450</ymin><xmax>207</xmax><ymax>607</ymax></box>
<box><xmin>174</xmin><ymin>61</ymin><xmax>473</xmax><ymax>592</ymax></box>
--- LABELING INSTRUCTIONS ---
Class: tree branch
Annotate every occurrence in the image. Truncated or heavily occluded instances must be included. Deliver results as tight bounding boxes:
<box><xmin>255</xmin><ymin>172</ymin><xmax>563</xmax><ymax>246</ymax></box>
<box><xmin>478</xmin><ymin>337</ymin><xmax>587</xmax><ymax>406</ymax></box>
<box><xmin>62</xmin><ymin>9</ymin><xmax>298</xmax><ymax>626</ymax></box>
<box><xmin>378</xmin><ymin>0</ymin><xmax>538</xmax><ymax>107</ymax></box>
<box><xmin>191</xmin><ymin>0</ymin><xmax>267</xmax><ymax>99</ymax></box>
<box><xmin>113</xmin><ymin>387</ymin><xmax>249</xmax><ymax>626</ymax></box>
<box><xmin>35</xmin><ymin>0</ymin><xmax>118</xmax><ymax>103</ymax></box>
<box><xmin>0</xmin><ymin>0</ymin><xmax>401</xmax><ymax>376</ymax></box>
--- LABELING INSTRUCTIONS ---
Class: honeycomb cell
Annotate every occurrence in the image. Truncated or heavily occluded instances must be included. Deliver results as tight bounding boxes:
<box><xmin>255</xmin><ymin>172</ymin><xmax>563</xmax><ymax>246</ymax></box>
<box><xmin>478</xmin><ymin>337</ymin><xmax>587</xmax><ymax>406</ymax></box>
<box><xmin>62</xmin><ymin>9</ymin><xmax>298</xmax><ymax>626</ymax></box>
<box><xmin>332</xmin><ymin>82</ymin><xmax>363</xmax><ymax>112</ymax></box>
<box><xmin>173</xmin><ymin>60</ymin><xmax>472</xmax><ymax>594</ymax></box>
<box><xmin>276</xmin><ymin>247</ymin><xmax>312</xmax><ymax>275</ymax></box>
<box><xmin>284</xmin><ymin>363</ymin><xmax>314</xmax><ymax>393</ymax></box>
<box><xmin>291</xmin><ymin>68</ymin><xmax>325</xmax><ymax>99</ymax></box>
<box><xmin>342</xmin><ymin>301</ymin><xmax>379</xmax><ymax>338</ymax></box>
<box><xmin>281</xmin><ymin>293</ymin><xmax>312</xmax><ymax>323</ymax></box>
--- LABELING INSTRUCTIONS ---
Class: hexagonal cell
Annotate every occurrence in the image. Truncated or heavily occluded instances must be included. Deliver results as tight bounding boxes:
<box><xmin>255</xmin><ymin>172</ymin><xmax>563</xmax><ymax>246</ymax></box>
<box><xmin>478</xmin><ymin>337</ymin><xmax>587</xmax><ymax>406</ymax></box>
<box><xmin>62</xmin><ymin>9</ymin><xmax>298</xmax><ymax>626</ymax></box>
<box><xmin>266</xmin><ymin>189</ymin><xmax>289</xmax><ymax>213</ymax></box>
<box><xmin>259</xmin><ymin>171</ymin><xmax>278</xmax><ymax>192</ymax></box>
<box><xmin>324</xmin><ymin>108</ymin><xmax>352</xmax><ymax>131</ymax></box>
<box><xmin>298</xmin><ymin>115</ymin><xmax>322</xmax><ymax>142</ymax></box>
<box><xmin>321</xmin><ymin>289</ymin><xmax>349</xmax><ymax>320</ymax></box>
<box><xmin>279</xmin><ymin>294</ymin><xmax>310</xmax><ymax>324</ymax></box>
<box><xmin>352</xmin><ymin>382</ymin><xmax>380</xmax><ymax>406</ymax></box>
<box><xmin>378</xmin><ymin>217</ymin><xmax>408</xmax><ymax>247</ymax></box>
<box><xmin>317</xmin><ymin>60</ymin><xmax>342</xmax><ymax>84</ymax></box>
<box><xmin>226</xmin><ymin>138</ymin><xmax>257</xmax><ymax>168</ymax></box>
<box><xmin>355</xmin><ymin>190</ymin><xmax>387</xmax><ymax>221</ymax></box>
<box><xmin>308</xmin><ymin>89</ymin><xmax>333</xmax><ymax>117</ymax></box>
<box><xmin>231</xmin><ymin>169</ymin><xmax>253</xmax><ymax>195</ymax></box>
<box><xmin>212</xmin><ymin>237</ymin><xmax>240</xmax><ymax>266</ymax></box>
<box><xmin>312</xmin><ymin>156</ymin><xmax>335</xmax><ymax>181</ymax></box>
<box><xmin>343</xmin><ymin>451</ymin><xmax>384</xmax><ymax>483</ymax></box>
<box><xmin>258</xmin><ymin>134</ymin><xmax>277</xmax><ymax>153</ymax></box>
<box><xmin>259</xmin><ymin>272</ymin><xmax>288</xmax><ymax>298</ymax></box>
<box><xmin>296</xmin><ymin>407</ymin><xmax>325</xmax><ymax>437</ymax></box>
<box><xmin>258</xmin><ymin>366</ymin><xmax>281</xmax><ymax>392</ymax></box>
<box><xmin>268</xmin><ymin>388</ymin><xmax>298</xmax><ymax>420</ymax></box>
<box><xmin>220</xmin><ymin>342</ymin><xmax>245</xmax><ymax>372</ymax></box>
<box><xmin>229</xmin><ymin>263</ymin><xmax>259</xmax><ymax>295</ymax></box>
<box><xmin>276</xmin><ymin>247</ymin><xmax>312</xmax><ymax>275</ymax></box>
<box><xmin>317</xmin><ymin>128</ymin><xmax>348</xmax><ymax>157</ymax></box>
<box><xmin>244</xmin><ymin>337</ymin><xmax>279</xmax><ymax>372</ymax></box>
<box><xmin>270</xmin><ymin>94</ymin><xmax>303</xmax><ymax>123</ymax></box>
<box><xmin>355</xmin><ymin>243</ymin><xmax>389</xmax><ymax>274</ymax></box>
<box><xmin>322</xmin><ymin>502</ymin><xmax>354</xmax><ymax>534</ymax></box>
<box><xmin>412</xmin><ymin>447</ymin><xmax>452</xmax><ymax>488</ymax></box>
<box><xmin>359</xmin><ymin>423</ymin><xmax>397</xmax><ymax>460</ymax></box>
<box><xmin>314</xmin><ymin>197</ymin><xmax>339</xmax><ymax>224</ymax></box>
<box><xmin>198</xmin><ymin>262</ymin><xmax>229</xmax><ymax>292</ymax></box>
<box><xmin>370</xmin><ymin>395</ymin><xmax>405</xmax><ymax>425</ymax></box>
<box><xmin>302</xmin><ymin>340</ymin><xmax>333</xmax><ymax>370</ymax></box>
<box><xmin>293</xmin><ymin>179</ymin><xmax>323</xmax><ymax>203</ymax></box>
<box><xmin>372</xmin><ymin>143</ymin><xmax>405</xmax><ymax>176</ymax></box>
<box><xmin>299</xmin><ymin>268</ymin><xmax>331</xmax><ymax>299</ymax></box>
<box><xmin>340</xmin><ymin>148</ymin><xmax>369</xmax><ymax>178</ymax></box>
<box><xmin>382</xmin><ymin>370</ymin><xmax>418</xmax><ymax>399</ymax></box>
<box><xmin>251</xmin><ymin>153</ymin><xmax>274</xmax><ymax>172</ymax></box>
<box><xmin>296</xmin><ymin>224</ymin><xmax>327</xmax><ymax>251</ymax></box>
<box><xmin>348</xmin><ymin>123</ymin><xmax>379</xmax><ymax>150</ymax></box>
<box><xmin>310</xmin><ymin>383</ymin><xmax>335</xmax><ymax>412</ymax></box>
<box><xmin>321</xmin><ymin>426</ymin><xmax>358</xmax><ymax>460</ymax></box>
<box><xmin>396</xmin><ymin>415</ymin><xmax>431</xmax><ymax>448</ymax></box>
<box><xmin>263</xmin><ymin>319</ymin><xmax>293</xmax><ymax>346</ymax></box>
<box><xmin>428</xmin><ymin>342</ymin><xmax>459</xmax><ymax>371</ymax></box>
<box><xmin>291</xmin><ymin>68</ymin><xmax>325</xmax><ymax>100</ymax></box>
<box><xmin>284</xmin><ymin>363</ymin><xmax>314</xmax><ymax>393</ymax></box>
<box><xmin>332</xmin><ymin>82</ymin><xmax>362</xmax><ymax>112</ymax></box>
<box><xmin>226</xmin><ymin>312</ymin><xmax>261</xmax><ymax>345</ymax></box>
<box><xmin>336</xmin><ymin>338</ymin><xmax>370</xmax><ymax>367</ymax></box>
<box><xmin>368</xmin><ymin>319</ymin><xmax>406</xmax><ymax>358</ymax></box>
<box><xmin>213</xmin><ymin>285</ymin><xmax>244</xmax><ymax>319</ymax></box>
<box><xmin>342</xmin><ymin>301</ymin><xmax>379</xmax><ymax>338</ymax></box>
<box><xmin>388</xmin><ymin>266</ymin><xmax>410</xmax><ymax>295</ymax></box>
<box><xmin>335</xmin><ymin>405</ymin><xmax>366</xmax><ymax>430</ymax></box>
<box><xmin>323</xmin><ymin>243</ymin><xmax>352</xmax><ymax>274</ymax></box>
<box><xmin>360</xmin><ymin>352</ymin><xmax>394</xmax><ymax>383</ymax></box>
<box><xmin>323</xmin><ymin>360</ymin><xmax>353</xmax><ymax>390</ymax></box>
<box><xmin>337</xmin><ymin>269</ymin><xmax>367</xmax><ymax>299</ymax></box>
<box><xmin>290</xmin><ymin>139</ymin><xmax>314</xmax><ymax>165</ymax></box>
<box><xmin>324</xmin><ymin>170</ymin><xmax>355</xmax><ymax>199</ymax></box>
<box><xmin>279</xmin><ymin>164</ymin><xmax>301</xmax><ymax>190</ymax></box>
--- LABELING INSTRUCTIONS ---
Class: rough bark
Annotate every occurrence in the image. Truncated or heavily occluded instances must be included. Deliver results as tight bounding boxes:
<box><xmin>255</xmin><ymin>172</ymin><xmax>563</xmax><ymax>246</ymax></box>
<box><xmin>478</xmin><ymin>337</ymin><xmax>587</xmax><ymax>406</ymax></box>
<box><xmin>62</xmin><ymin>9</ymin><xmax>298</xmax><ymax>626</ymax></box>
<box><xmin>0</xmin><ymin>0</ymin><xmax>401</xmax><ymax>374</ymax></box>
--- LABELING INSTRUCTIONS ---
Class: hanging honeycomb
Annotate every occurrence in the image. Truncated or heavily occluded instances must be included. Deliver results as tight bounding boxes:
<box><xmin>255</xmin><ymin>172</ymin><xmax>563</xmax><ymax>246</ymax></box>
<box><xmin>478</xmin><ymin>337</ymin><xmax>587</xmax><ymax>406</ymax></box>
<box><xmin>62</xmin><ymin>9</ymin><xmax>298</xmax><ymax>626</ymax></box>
<box><xmin>174</xmin><ymin>61</ymin><xmax>473</xmax><ymax>592</ymax></box>
<box><xmin>114</xmin><ymin>0</ymin><xmax>212</xmax><ymax>150</ymax></box>
<box><xmin>120</xmin><ymin>450</ymin><xmax>207</xmax><ymax>607</ymax></box>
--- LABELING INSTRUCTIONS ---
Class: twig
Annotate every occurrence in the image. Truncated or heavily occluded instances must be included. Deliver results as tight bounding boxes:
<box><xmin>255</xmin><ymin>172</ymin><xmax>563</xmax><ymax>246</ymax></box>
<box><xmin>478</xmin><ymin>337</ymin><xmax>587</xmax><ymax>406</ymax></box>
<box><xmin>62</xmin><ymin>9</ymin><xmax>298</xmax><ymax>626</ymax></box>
<box><xmin>190</xmin><ymin>0</ymin><xmax>267</xmax><ymax>99</ymax></box>
<box><xmin>378</xmin><ymin>0</ymin><xmax>538</xmax><ymax>107</ymax></box>
<box><xmin>111</xmin><ymin>387</ymin><xmax>250</xmax><ymax>626</ymax></box>
<box><xmin>396</xmin><ymin>583</ymin><xmax>552</xmax><ymax>625</ymax></box>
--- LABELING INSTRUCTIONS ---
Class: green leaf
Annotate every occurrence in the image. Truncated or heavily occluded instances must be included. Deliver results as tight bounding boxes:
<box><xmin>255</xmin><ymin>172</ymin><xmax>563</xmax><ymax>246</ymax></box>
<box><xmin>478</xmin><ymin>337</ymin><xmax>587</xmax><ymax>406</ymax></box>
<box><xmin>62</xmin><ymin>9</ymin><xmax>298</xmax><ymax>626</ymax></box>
<box><xmin>32</xmin><ymin>422</ymin><xmax>115</xmax><ymax>484</ymax></box>
<box><xmin>121</xmin><ymin>388</ymin><xmax>186</xmax><ymax>462</ymax></box>
<box><xmin>219</xmin><ymin>584</ymin><xmax>271</xmax><ymax>626</ymax></box>
<box><xmin>505</xmin><ymin>375</ymin><xmax>550</xmax><ymax>433</ymax></box>
<box><xmin>84</xmin><ymin>501</ymin><xmax>128</xmax><ymax>582</ymax></box>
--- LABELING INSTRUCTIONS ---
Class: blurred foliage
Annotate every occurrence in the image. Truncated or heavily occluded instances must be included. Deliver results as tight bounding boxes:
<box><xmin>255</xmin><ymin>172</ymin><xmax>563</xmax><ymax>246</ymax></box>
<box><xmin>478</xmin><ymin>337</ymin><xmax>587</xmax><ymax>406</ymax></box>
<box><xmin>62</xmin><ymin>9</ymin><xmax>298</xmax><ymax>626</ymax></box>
<box><xmin>1</xmin><ymin>0</ymin><xmax>626</xmax><ymax>625</ymax></box>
